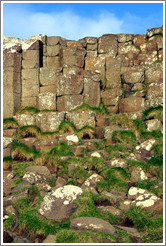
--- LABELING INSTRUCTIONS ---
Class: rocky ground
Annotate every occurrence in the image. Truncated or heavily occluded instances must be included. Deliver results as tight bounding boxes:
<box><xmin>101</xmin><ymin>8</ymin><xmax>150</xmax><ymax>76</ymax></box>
<box><xmin>3</xmin><ymin>105</ymin><xmax>163</xmax><ymax>244</ymax></box>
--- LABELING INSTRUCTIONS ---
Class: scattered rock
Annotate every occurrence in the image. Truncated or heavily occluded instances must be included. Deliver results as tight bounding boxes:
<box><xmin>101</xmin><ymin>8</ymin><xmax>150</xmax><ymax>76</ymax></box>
<box><xmin>109</xmin><ymin>158</ymin><xmax>128</xmax><ymax>168</ymax></box>
<box><xmin>114</xmin><ymin>225</ymin><xmax>142</xmax><ymax>238</ymax></box>
<box><xmin>25</xmin><ymin>166</ymin><xmax>51</xmax><ymax>176</ymax></box>
<box><xmin>131</xmin><ymin>167</ymin><xmax>148</xmax><ymax>182</ymax></box>
<box><xmin>91</xmin><ymin>151</ymin><xmax>101</xmax><ymax>158</ymax></box>
<box><xmin>82</xmin><ymin>174</ymin><xmax>103</xmax><ymax>191</ymax></box>
<box><xmin>97</xmin><ymin>206</ymin><xmax>123</xmax><ymax>217</ymax></box>
<box><xmin>39</xmin><ymin>185</ymin><xmax>83</xmax><ymax>220</ymax></box>
<box><xmin>70</xmin><ymin>217</ymin><xmax>116</xmax><ymax>235</ymax></box>
<box><xmin>145</xmin><ymin>119</ymin><xmax>162</xmax><ymax>132</ymax></box>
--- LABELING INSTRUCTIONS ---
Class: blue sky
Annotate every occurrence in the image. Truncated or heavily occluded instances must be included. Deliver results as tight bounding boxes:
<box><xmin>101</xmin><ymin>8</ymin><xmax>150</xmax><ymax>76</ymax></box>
<box><xmin>3</xmin><ymin>2</ymin><xmax>163</xmax><ymax>40</ymax></box>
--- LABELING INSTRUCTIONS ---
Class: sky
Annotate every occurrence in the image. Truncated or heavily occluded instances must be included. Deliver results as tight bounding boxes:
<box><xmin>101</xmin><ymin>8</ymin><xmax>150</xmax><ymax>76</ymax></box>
<box><xmin>2</xmin><ymin>1</ymin><xmax>164</xmax><ymax>40</ymax></box>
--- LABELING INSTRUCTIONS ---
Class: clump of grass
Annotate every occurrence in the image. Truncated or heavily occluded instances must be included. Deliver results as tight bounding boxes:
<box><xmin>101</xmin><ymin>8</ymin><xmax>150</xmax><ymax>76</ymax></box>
<box><xmin>18</xmin><ymin>125</ymin><xmax>41</xmax><ymax>138</ymax></box>
<box><xmin>96</xmin><ymin>168</ymin><xmax>130</xmax><ymax>193</ymax></box>
<box><xmin>39</xmin><ymin>131</ymin><xmax>58</xmax><ymax>140</ymax></box>
<box><xmin>55</xmin><ymin>229</ymin><xmax>116</xmax><ymax>243</ymax></box>
<box><xmin>112</xmin><ymin>130</ymin><xmax>137</xmax><ymax>145</ymax></box>
<box><xmin>142</xmin><ymin>106</ymin><xmax>163</xmax><ymax>122</ymax></box>
<box><xmin>49</xmin><ymin>142</ymin><xmax>74</xmax><ymax>157</ymax></box>
<box><xmin>58</xmin><ymin>121</ymin><xmax>76</xmax><ymax>134</ymax></box>
<box><xmin>116</xmin><ymin>229</ymin><xmax>132</xmax><ymax>243</ymax></box>
<box><xmin>139</xmin><ymin>130</ymin><xmax>163</xmax><ymax>141</ymax></box>
<box><xmin>111</xmin><ymin>114</ymin><xmax>136</xmax><ymax>130</ymax></box>
<box><xmin>3</xmin><ymin>118</ymin><xmax>18</xmax><ymax>129</ymax></box>
<box><xmin>78</xmin><ymin>126</ymin><xmax>95</xmax><ymax>139</ymax></box>
<box><xmin>106</xmin><ymin>143</ymin><xmax>133</xmax><ymax>159</ymax></box>
<box><xmin>3</xmin><ymin>213</ymin><xmax>16</xmax><ymax>231</ymax></box>
<box><xmin>12</xmin><ymin>162</ymin><xmax>35</xmax><ymax>177</ymax></box>
<box><xmin>3</xmin><ymin>156</ymin><xmax>13</xmax><ymax>169</ymax></box>
<box><xmin>72</xmin><ymin>191</ymin><xmax>118</xmax><ymax>225</ymax></box>
<box><xmin>152</xmin><ymin>142</ymin><xmax>163</xmax><ymax>157</ymax></box>
<box><xmin>148</xmin><ymin>157</ymin><xmax>163</xmax><ymax>167</ymax></box>
<box><xmin>12</xmin><ymin>141</ymin><xmax>39</xmax><ymax>161</ymax></box>
<box><xmin>15</xmin><ymin>106</ymin><xmax>40</xmax><ymax>114</ymax></box>
<box><xmin>11</xmin><ymin>178</ymin><xmax>23</xmax><ymax>188</ymax></box>
<box><xmin>135</xmin><ymin>179</ymin><xmax>162</xmax><ymax>198</ymax></box>
<box><xmin>72</xmin><ymin>156</ymin><xmax>105</xmax><ymax>173</ymax></box>
<box><xmin>72</xmin><ymin>102</ymin><xmax>108</xmax><ymax>115</ymax></box>
<box><xmin>48</xmin><ymin>177</ymin><xmax>56</xmax><ymax>187</ymax></box>
<box><xmin>127</xmin><ymin>160</ymin><xmax>148</xmax><ymax>172</ymax></box>
<box><xmin>71</xmin><ymin>166</ymin><xmax>90</xmax><ymax>185</ymax></box>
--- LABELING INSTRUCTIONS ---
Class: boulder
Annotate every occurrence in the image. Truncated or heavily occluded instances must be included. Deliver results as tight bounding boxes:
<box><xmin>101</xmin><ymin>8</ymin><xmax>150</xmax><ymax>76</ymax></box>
<box><xmin>38</xmin><ymin>185</ymin><xmax>83</xmax><ymax>220</ymax></box>
<box><xmin>82</xmin><ymin>174</ymin><xmax>103</xmax><ymax>191</ymax></box>
<box><xmin>145</xmin><ymin>119</ymin><xmax>162</xmax><ymax>132</ymax></box>
<box><xmin>36</xmin><ymin>112</ymin><xmax>65</xmax><ymax>132</ymax></box>
<box><xmin>3</xmin><ymin>190</ymin><xmax>29</xmax><ymax>206</ymax></box>
<box><xmin>131</xmin><ymin>167</ymin><xmax>148</xmax><ymax>182</ymax></box>
<box><xmin>136</xmin><ymin>139</ymin><xmax>156</xmax><ymax>152</ymax></box>
<box><xmin>97</xmin><ymin>206</ymin><xmax>123</xmax><ymax>217</ymax></box>
<box><xmin>25</xmin><ymin>166</ymin><xmax>51</xmax><ymax>176</ymax></box>
<box><xmin>3</xmin><ymin>137</ymin><xmax>13</xmax><ymax>148</ymax></box>
<box><xmin>66</xmin><ymin>110</ymin><xmax>96</xmax><ymax>129</ymax></box>
<box><xmin>70</xmin><ymin>217</ymin><xmax>116</xmax><ymax>235</ymax></box>
<box><xmin>106</xmin><ymin>58</ymin><xmax>121</xmax><ymax>88</ymax></box>
<box><xmin>109</xmin><ymin>158</ymin><xmax>128</xmax><ymax>168</ymax></box>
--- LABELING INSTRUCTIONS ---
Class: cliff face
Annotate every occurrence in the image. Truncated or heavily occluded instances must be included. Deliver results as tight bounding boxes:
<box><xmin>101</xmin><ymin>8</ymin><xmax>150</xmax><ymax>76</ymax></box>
<box><xmin>3</xmin><ymin>26</ymin><xmax>163</xmax><ymax>119</ymax></box>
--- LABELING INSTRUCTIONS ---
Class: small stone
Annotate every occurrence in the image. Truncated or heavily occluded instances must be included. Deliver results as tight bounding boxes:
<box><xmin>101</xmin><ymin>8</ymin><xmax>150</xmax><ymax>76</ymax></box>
<box><xmin>91</xmin><ymin>152</ymin><xmax>101</xmax><ymax>158</ymax></box>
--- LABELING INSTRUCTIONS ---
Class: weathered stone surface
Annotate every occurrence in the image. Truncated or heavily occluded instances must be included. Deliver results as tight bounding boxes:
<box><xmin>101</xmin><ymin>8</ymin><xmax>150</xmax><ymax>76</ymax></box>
<box><xmin>34</xmin><ymin>139</ymin><xmax>58</xmax><ymax>151</ymax></box>
<box><xmin>11</xmin><ymin>180</ymin><xmax>32</xmax><ymax>193</ymax></box>
<box><xmin>101</xmin><ymin>88</ymin><xmax>122</xmax><ymax>106</ymax></box>
<box><xmin>3</xmin><ymin>171</ymin><xmax>15</xmax><ymax>196</ymax></box>
<box><xmin>22</xmin><ymin>50</ymin><xmax>39</xmax><ymax>68</ymax></box>
<box><xmin>47</xmin><ymin>45</ymin><xmax>60</xmax><ymax>56</ymax></box>
<box><xmin>42</xmin><ymin>235</ymin><xmax>56</xmax><ymax>244</ymax></box>
<box><xmin>40</xmin><ymin>85</ymin><xmax>57</xmax><ymax>94</ymax></box>
<box><xmin>106</xmin><ymin>58</ymin><xmax>121</xmax><ymax>88</ymax></box>
<box><xmin>47</xmin><ymin>56</ymin><xmax>60</xmax><ymax>67</ymax></box>
<box><xmin>83</xmin><ymin>79</ymin><xmax>100</xmax><ymax>107</ymax></box>
<box><xmin>85</xmin><ymin>56</ymin><xmax>105</xmax><ymax>78</ymax></box>
<box><xmin>39</xmin><ymin>67</ymin><xmax>61</xmax><ymax>86</ymax></box>
<box><xmin>14</xmin><ymin>114</ymin><xmax>36</xmax><ymax>126</ymax></box>
<box><xmin>131</xmin><ymin>167</ymin><xmax>148</xmax><ymax>182</ymax></box>
<box><xmin>122</xmin><ymin>70</ymin><xmax>144</xmax><ymax>84</ymax></box>
<box><xmin>109</xmin><ymin>158</ymin><xmax>127</xmax><ymax>168</ymax></box>
<box><xmin>25</xmin><ymin>166</ymin><xmax>51</xmax><ymax>176</ymax></box>
<box><xmin>133</xmin><ymin>35</ymin><xmax>146</xmax><ymax>45</ymax></box>
<box><xmin>67</xmin><ymin>41</ymin><xmax>82</xmax><ymax>48</ymax></box>
<box><xmin>38</xmin><ymin>185</ymin><xmax>83</xmax><ymax>220</ymax></box>
<box><xmin>82</xmin><ymin>174</ymin><xmax>103</xmax><ymax>191</ymax></box>
<box><xmin>3</xmin><ymin>147</ymin><xmax>12</xmax><ymax>158</ymax></box>
<box><xmin>114</xmin><ymin>225</ymin><xmax>142</xmax><ymax>238</ymax></box>
<box><xmin>98</xmin><ymin>206</ymin><xmax>123</xmax><ymax>217</ymax></box>
<box><xmin>23</xmin><ymin>172</ymin><xmax>51</xmax><ymax>191</ymax></box>
<box><xmin>104</xmin><ymin>126</ymin><xmax>127</xmax><ymax>139</ymax></box>
<box><xmin>3</xmin><ymin>190</ymin><xmax>29</xmax><ymax>206</ymax></box>
<box><xmin>63</xmin><ymin>67</ymin><xmax>83</xmax><ymax>76</ymax></box>
<box><xmin>118</xmin><ymin>34</ymin><xmax>133</xmax><ymax>43</ymax></box>
<box><xmin>118</xmin><ymin>44</ymin><xmax>140</xmax><ymax>55</ymax></box>
<box><xmin>57</xmin><ymin>74</ymin><xmax>83</xmax><ymax>96</ymax></box>
<box><xmin>20</xmin><ymin>138</ymin><xmax>37</xmax><ymax>149</ymax></box>
<box><xmin>3</xmin><ymin>137</ymin><xmax>13</xmax><ymax>148</ymax></box>
<box><xmin>62</xmin><ymin>47</ymin><xmax>85</xmax><ymax>68</ymax></box>
<box><xmin>47</xmin><ymin>36</ymin><xmax>66</xmax><ymax>46</ymax></box>
<box><xmin>119</xmin><ymin>200</ymin><xmax>131</xmax><ymax>212</ymax></box>
<box><xmin>146</xmin><ymin>26</ymin><xmax>163</xmax><ymax>38</ymax></box>
<box><xmin>66</xmin><ymin>111</ymin><xmax>96</xmax><ymax>129</ymax></box>
<box><xmin>119</xmin><ymin>97</ymin><xmax>145</xmax><ymax>113</ymax></box>
<box><xmin>57</xmin><ymin>95</ymin><xmax>83</xmax><ymax>111</ymax></box>
<box><xmin>21</xmin><ymin>96</ymin><xmax>38</xmax><ymax>108</ymax></box>
<box><xmin>37</xmin><ymin>93</ymin><xmax>56</xmax><ymax>110</ymax></box>
<box><xmin>70</xmin><ymin>217</ymin><xmax>116</xmax><ymax>235</ymax></box>
<box><xmin>98</xmin><ymin>34</ymin><xmax>118</xmax><ymax>56</ymax></box>
<box><xmin>146</xmin><ymin>83</ymin><xmax>163</xmax><ymax>100</ymax></box>
<box><xmin>128</xmin><ymin>187</ymin><xmax>160</xmax><ymax>208</ymax></box>
<box><xmin>136</xmin><ymin>139</ymin><xmax>156</xmax><ymax>152</ymax></box>
<box><xmin>145</xmin><ymin>119</ymin><xmax>162</xmax><ymax>132</ymax></box>
<box><xmin>145</xmin><ymin>63</ymin><xmax>163</xmax><ymax>83</ymax></box>
<box><xmin>3</xmin><ymin>129</ymin><xmax>17</xmax><ymax>137</ymax></box>
<box><xmin>36</xmin><ymin>112</ymin><xmax>65</xmax><ymax>132</ymax></box>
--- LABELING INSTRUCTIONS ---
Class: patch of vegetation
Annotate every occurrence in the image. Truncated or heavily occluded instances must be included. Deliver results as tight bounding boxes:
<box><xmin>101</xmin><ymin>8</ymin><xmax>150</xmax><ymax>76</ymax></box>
<box><xmin>3</xmin><ymin>117</ymin><xmax>18</xmax><ymax>129</ymax></box>
<box><xmin>78</xmin><ymin>126</ymin><xmax>95</xmax><ymax>139</ymax></box>
<box><xmin>58</xmin><ymin>121</ymin><xmax>76</xmax><ymax>134</ymax></box>
<box><xmin>71</xmin><ymin>166</ymin><xmax>90</xmax><ymax>185</ymax></box>
<box><xmin>139</xmin><ymin>130</ymin><xmax>163</xmax><ymax>141</ymax></box>
<box><xmin>12</xmin><ymin>162</ymin><xmax>35</xmax><ymax>177</ymax></box>
<box><xmin>16</xmin><ymin>106</ymin><xmax>40</xmax><ymax>114</ymax></box>
<box><xmin>3</xmin><ymin>213</ymin><xmax>16</xmax><ymax>231</ymax></box>
<box><xmin>116</xmin><ymin>229</ymin><xmax>132</xmax><ymax>243</ymax></box>
<box><xmin>127</xmin><ymin>160</ymin><xmax>148</xmax><ymax>172</ymax></box>
<box><xmin>121</xmin><ymin>88</ymin><xmax>127</xmax><ymax>98</ymax></box>
<box><xmin>3</xmin><ymin>156</ymin><xmax>13</xmax><ymax>162</ymax></box>
<box><xmin>56</xmin><ymin>229</ymin><xmax>117</xmax><ymax>243</ymax></box>
<box><xmin>148</xmin><ymin>157</ymin><xmax>163</xmax><ymax>167</ymax></box>
<box><xmin>111</xmin><ymin>114</ymin><xmax>135</xmax><ymax>129</ymax></box>
<box><xmin>72</xmin><ymin>191</ymin><xmax>118</xmax><ymax>225</ymax></box>
<box><xmin>125</xmin><ymin>206</ymin><xmax>163</xmax><ymax>242</ymax></box>
<box><xmin>12</xmin><ymin>141</ymin><xmax>39</xmax><ymax>161</ymax></box>
<box><xmin>71</xmin><ymin>156</ymin><xmax>105</xmax><ymax>173</ymax></box>
<box><xmin>106</xmin><ymin>143</ymin><xmax>133</xmax><ymax>159</ymax></box>
<box><xmin>48</xmin><ymin>177</ymin><xmax>56</xmax><ymax>187</ymax></box>
<box><xmin>49</xmin><ymin>142</ymin><xmax>74</xmax><ymax>157</ymax></box>
<box><xmin>142</xmin><ymin>105</ymin><xmax>163</xmax><ymax>122</ymax></box>
<box><xmin>135</xmin><ymin>179</ymin><xmax>162</xmax><ymax>198</ymax></box>
<box><xmin>152</xmin><ymin>142</ymin><xmax>163</xmax><ymax>157</ymax></box>
<box><xmin>112</xmin><ymin>130</ymin><xmax>137</xmax><ymax>145</ymax></box>
<box><xmin>94</xmin><ymin>139</ymin><xmax>107</xmax><ymax>150</ymax></box>
<box><xmin>96</xmin><ymin>168</ymin><xmax>130</xmax><ymax>193</ymax></box>
<box><xmin>18</xmin><ymin>125</ymin><xmax>41</xmax><ymax>138</ymax></box>
<box><xmin>72</xmin><ymin>102</ymin><xmax>108</xmax><ymax>115</ymax></box>
<box><xmin>133</xmin><ymin>120</ymin><xmax>146</xmax><ymax>133</ymax></box>
<box><xmin>11</xmin><ymin>178</ymin><xmax>23</xmax><ymax>188</ymax></box>
<box><xmin>155</xmin><ymin>60</ymin><xmax>162</xmax><ymax>64</ymax></box>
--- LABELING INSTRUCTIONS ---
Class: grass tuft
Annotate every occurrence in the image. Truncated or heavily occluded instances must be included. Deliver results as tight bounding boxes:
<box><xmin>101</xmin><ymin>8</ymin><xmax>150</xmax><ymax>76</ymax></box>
<box><xmin>15</xmin><ymin>106</ymin><xmax>40</xmax><ymax>114</ymax></box>
<box><xmin>12</xmin><ymin>141</ymin><xmax>39</xmax><ymax>161</ymax></box>
<box><xmin>142</xmin><ymin>106</ymin><xmax>163</xmax><ymax>122</ymax></box>
<box><xmin>3</xmin><ymin>118</ymin><xmax>18</xmax><ymax>129</ymax></box>
<box><xmin>112</xmin><ymin>130</ymin><xmax>137</xmax><ymax>145</ymax></box>
<box><xmin>72</xmin><ymin>102</ymin><xmax>108</xmax><ymax>115</ymax></box>
<box><xmin>18</xmin><ymin>125</ymin><xmax>41</xmax><ymax>138</ymax></box>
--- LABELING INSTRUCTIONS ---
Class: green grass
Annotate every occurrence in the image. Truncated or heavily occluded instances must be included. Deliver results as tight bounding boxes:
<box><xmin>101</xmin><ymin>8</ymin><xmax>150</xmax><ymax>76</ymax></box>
<box><xmin>116</xmin><ymin>229</ymin><xmax>132</xmax><ymax>243</ymax></box>
<box><xmin>152</xmin><ymin>142</ymin><xmax>163</xmax><ymax>157</ymax></box>
<box><xmin>11</xmin><ymin>178</ymin><xmax>23</xmax><ymax>188</ymax></box>
<box><xmin>55</xmin><ymin>229</ymin><xmax>116</xmax><ymax>243</ymax></box>
<box><xmin>3</xmin><ymin>117</ymin><xmax>18</xmax><ymax>129</ymax></box>
<box><xmin>72</xmin><ymin>191</ymin><xmax>118</xmax><ymax>225</ymax></box>
<box><xmin>12</xmin><ymin>162</ymin><xmax>35</xmax><ymax>177</ymax></box>
<box><xmin>127</xmin><ymin>160</ymin><xmax>148</xmax><ymax>172</ymax></box>
<box><xmin>71</xmin><ymin>102</ymin><xmax>108</xmax><ymax>115</ymax></box>
<box><xmin>106</xmin><ymin>143</ymin><xmax>133</xmax><ymax>159</ymax></box>
<box><xmin>3</xmin><ymin>156</ymin><xmax>13</xmax><ymax>163</ymax></box>
<box><xmin>112</xmin><ymin>130</ymin><xmax>137</xmax><ymax>145</ymax></box>
<box><xmin>96</xmin><ymin>168</ymin><xmax>130</xmax><ymax>193</ymax></box>
<box><xmin>110</xmin><ymin>114</ymin><xmax>136</xmax><ymax>129</ymax></box>
<box><xmin>12</xmin><ymin>141</ymin><xmax>39</xmax><ymax>161</ymax></box>
<box><xmin>3</xmin><ymin>213</ymin><xmax>16</xmax><ymax>231</ymax></box>
<box><xmin>15</xmin><ymin>106</ymin><xmax>40</xmax><ymax>114</ymax></box>
<box><xmin>78</xmin><ymin>125</ymin><xmax>95</xmax><ymax>139</ymax></box>
<box><xmin>142</xmin><ymin>106</ymin><xmax>163</xmax><ymax>121</ymax></box>
<box><xmin>48</xmin><ymin>177</ymin><xmax>56</xmax><ymax>187</ymax></box>
<box><xmin>155</xmin><ymin>60</ymin><xmax>162</xmax><ymax>64</ymax></box>
<box><xmin>70</xmin><ymin>166</ymin><xmax>90</xmax><ymax>185</ymax></box>
<box><xmin>18</xmin><ymin>125</ymin><xmax>41</xmax><ymax>138</ymax></box>
<box><xmin>58</xmin><ymin>121</ymin><xmax>77</xmax><ymax>134</ymax></box>
<box><xmin>133</xmin><ymin>120</ymin><xmax>146</xmax><ymax>133</ymax></box>
<box><xmin>135</xmin><ymin>179</ymin><xmax>162</xmax><ymax>198</ymax></box>
<box><xmin>139</xmin><ymin>130</ymin><xmax>163</xmax><ymax>141</ymax></box>
<box><xmin>49</xmin><ymin>142</ymin><xmax>74</xmax><ymax>157</ymax></box>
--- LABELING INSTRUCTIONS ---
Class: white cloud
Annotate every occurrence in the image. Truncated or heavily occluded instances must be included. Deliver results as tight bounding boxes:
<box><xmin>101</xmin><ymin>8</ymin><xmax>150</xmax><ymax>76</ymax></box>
<box><xmin>3</xmin><ymin>5</ymin><xmax>162</xmax><ymax>40</ymax></box>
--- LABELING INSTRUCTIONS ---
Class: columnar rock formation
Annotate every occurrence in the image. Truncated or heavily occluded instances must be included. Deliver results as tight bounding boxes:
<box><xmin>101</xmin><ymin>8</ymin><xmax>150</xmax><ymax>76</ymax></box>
<box><xmin>3</xmin><ymin>26</ymin><xmax>163</xmax><ymax>119</ymax></box>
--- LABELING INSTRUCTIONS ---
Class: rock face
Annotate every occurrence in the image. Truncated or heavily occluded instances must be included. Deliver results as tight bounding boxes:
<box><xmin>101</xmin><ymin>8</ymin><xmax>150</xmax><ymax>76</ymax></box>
<box><xmin>70</xmin><ymin>217</ymin><xmax>116</xmax><ymax>235</ymax></box>
<box><xmin>66</xmin><ymin>111</ymin><xmax>96</xmax><ymax>129</ymax></box>
<box><xmin>3</xmin><ymin>26</ymin><xmax>163</xmax><ymax>118</ymax></box>
<box><xmin>38</xmin><ymin>185</ymin><xmax>83</xmax><ymax>220</ymax></box>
